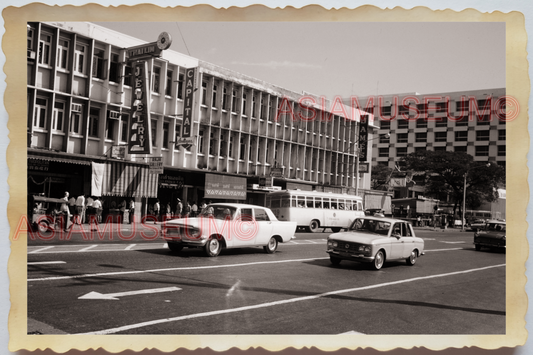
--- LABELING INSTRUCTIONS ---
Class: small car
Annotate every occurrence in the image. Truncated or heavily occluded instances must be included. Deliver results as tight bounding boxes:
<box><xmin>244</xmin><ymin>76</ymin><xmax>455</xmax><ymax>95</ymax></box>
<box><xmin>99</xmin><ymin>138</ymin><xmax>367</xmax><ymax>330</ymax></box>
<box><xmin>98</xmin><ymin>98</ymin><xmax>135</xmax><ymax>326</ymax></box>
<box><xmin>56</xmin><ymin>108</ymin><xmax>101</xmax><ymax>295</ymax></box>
<box><xmin>469</xmin><ymin>219</ymin><xmax>486</xmax><ymax>231</ymax></box>
<box><xmin>326</xmin><ymin>216</ymin><xmax>425</xmax><ymax>270</ymax></box>
<box><xmin>161</xmin><ymin>203</ymin><xmax>297</xmax><ymax>257</ymax></box>
<box><xmin>474</xmin><ymin>220</ymin><xmax>506</xmax><ymax>251</ymax></box>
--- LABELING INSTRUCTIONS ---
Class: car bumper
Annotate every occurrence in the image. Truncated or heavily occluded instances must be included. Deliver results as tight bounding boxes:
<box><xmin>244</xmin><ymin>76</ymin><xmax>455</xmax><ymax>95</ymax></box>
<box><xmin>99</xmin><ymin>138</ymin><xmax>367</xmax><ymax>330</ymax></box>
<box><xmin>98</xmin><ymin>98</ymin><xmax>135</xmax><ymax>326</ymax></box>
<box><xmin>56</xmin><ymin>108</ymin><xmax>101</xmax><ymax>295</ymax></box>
<box><xmin>474</xmin><ymin>241</ymin><xmax>506</xmax><ymax>248</ymax></box>
<box><xmin>327</xmin><ymin>249</ymin><xmax>374</xmax><ymax>263</ymax></box>
<box><xmin>163</xmin><ymin>235</ymin><xmax>208</xmax><ymax>247</ymax></box>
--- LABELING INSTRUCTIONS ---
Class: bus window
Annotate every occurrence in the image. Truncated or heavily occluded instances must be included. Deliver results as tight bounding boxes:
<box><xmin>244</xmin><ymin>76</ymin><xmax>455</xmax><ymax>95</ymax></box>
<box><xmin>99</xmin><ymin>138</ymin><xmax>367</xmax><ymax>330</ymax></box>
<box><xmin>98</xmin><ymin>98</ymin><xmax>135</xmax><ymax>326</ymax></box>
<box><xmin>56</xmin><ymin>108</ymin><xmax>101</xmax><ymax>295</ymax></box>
<box><xmin>323</xmin><ymin>198</ymin><xmax>330</xmax><ymax>209</ymax></box>
<box><xmin>291</xmin><ymin>196</ymin><xmax>297</xmax><ymax>207</ymax></box>
<box><xmin>297</xmin><ymin>196</ymin><xmax>305</xmax><ymax>208</ymax></box>
<box><xmin>281</xmin><ymin>196</ymin><xmax>290</xmax><ymax>207</ymax></box>
<box><xmin>315</xmin><ymin>198</ymin><xmax>322</xmax><ymax>209</ymax></box>
<box><xmin>306</xmin><ymin>197</ymin><xmax>314</xmax><ymax>208</ymax></box>
<box><xmin>338</xmin><ymin>199</ymin><xmax>345</xmax><ymax>210</ymax></box>
<box><xmin>331</xmin><ymin>199</ymin><xmax>338</xmax><ymax>209</ymax></box>
<box><xmin>270</xmin><ymin>197</ymin><xmax>281</xmax><ymax>209</ymax></box>
<box><xmin>357</xmin><ymin>201</ymin><xmax>363</xmax><ymax>211</ymax></box>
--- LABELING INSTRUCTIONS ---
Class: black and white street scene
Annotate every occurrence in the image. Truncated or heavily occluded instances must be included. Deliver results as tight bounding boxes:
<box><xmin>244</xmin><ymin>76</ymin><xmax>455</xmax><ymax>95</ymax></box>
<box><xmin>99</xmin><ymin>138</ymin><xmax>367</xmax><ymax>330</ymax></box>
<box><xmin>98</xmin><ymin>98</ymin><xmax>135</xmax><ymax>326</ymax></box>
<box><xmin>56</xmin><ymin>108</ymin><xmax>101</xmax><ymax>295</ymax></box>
<box><xmin>25</xmin><ymin>19</ymin><xmax>509</xmax><ymax>340</ymax></box>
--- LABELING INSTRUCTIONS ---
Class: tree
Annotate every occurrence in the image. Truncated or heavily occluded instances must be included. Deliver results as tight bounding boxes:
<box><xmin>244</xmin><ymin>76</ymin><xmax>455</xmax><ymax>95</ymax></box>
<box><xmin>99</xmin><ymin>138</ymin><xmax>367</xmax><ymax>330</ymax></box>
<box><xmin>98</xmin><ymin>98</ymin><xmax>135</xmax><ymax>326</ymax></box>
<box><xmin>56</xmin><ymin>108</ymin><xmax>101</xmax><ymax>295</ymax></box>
<box><xmin>400</xmin><ymin>151</ymin><xmax>505</xmax><ymax>216</ymax></box>
<box><xmin>371</xmin><ymin>164</ymin><xmax>394</xmax><ymax>190</ymax></box>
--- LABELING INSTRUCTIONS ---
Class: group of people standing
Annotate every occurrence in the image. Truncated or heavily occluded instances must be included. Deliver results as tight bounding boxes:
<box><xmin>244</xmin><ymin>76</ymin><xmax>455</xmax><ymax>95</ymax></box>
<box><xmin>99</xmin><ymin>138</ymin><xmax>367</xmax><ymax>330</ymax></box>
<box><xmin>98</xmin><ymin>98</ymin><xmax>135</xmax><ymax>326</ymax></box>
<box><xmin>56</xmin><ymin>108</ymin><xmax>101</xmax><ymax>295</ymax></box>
<box><xmin>151</xmin><ymin>198</ymin><xmax>208</xmax><ymax>223</ymax></box>
<box><xmin>59</xmin><ymin>191</ymin><xmax>103</xmax><ymax>231</ymax></box>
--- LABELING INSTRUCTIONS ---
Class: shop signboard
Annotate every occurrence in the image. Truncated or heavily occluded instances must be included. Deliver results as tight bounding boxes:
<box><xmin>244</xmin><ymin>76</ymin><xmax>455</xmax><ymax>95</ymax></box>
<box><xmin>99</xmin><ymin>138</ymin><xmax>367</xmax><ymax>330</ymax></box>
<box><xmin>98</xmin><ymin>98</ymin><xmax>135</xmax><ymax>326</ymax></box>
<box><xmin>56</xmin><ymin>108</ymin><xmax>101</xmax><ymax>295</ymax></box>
<box><xmin>358</xmin><ymin>162</ymin><xmax>369</xmax><ymax>173</ymax></box>
<box><xmin>158</xmin><ymin>174</ymin><xmax>184</xmax><ymax>189</ymax></box>
<box><xmin>358</xmin><ymin>118</ymin><xmax>369</xmax><ymax>162</ymax></box>
<box><xmin>111</xmin><ymin>145</ymin><xmax>126</xmax><ymax>159</ymax></box>
<box><xmin>128</xmin><ymin>60</ymin><xmax>153</xmax><ymax>154</ymax></box>
<box><xmin>390</xmin><ymin>177</ymin><xmax>407</xmax><ymax>187</ymax></box>
<box><xmin>181</xmin><ymin>68</ymin><xmax>196</xmax><ymax>137</ymax></box>
<box><xmin>149</xmin><ymin>157</ymin><xmax>163</xmax><ymax>174</ymax></box>
<box><xmin>270</xmin><ymin>167</ymin><xmax>283</xmax><ymax>177</ymax></box>
<box><xmin>28</xmin><ymin>159</ymin><xmax>49</xmax><ymax>172</ymax></box>
<box><xmin>204</xmin><ymin>173</ymin><xmax>246</xmax><ymax>200</ymax></box>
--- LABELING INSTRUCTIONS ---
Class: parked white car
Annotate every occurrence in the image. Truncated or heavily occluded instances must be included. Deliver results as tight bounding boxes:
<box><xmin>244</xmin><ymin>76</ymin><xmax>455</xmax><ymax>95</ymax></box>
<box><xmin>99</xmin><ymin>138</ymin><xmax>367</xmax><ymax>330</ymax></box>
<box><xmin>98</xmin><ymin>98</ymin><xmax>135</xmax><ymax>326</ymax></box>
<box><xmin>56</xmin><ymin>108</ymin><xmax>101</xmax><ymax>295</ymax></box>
<box><xmin>327</xmin><ymin>216</ymin><xmax>425</xmax><ymax>270</ymax></box>
<box><xmin>162</xmin><ymin>203</ymin><xmax>297</xmax><ymax>257</ymax></box>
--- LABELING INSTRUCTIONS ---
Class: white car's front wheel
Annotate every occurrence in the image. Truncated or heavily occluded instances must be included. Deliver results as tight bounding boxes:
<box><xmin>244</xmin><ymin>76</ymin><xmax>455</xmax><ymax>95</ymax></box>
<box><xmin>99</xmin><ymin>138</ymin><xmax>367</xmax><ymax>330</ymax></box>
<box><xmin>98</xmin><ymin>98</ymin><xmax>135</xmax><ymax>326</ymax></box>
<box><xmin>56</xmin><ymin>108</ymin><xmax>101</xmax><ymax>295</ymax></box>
<box><xmin>406</xmin><ymin>250</ymin><xmax>417</xmax><ymax>266</ymax></box>
<box><xmin>263</xmin><ymin>237</ymin><xmax>278</xmax><ymax>254</ymax></box>
<box><xmin>372</xmin><ymin>250</ymin><xmax>385</xmax><ymax>270</ymax></box>
<box><xmin>204</xmin><ymin>237</ymin><xmax>221</xmax><ymax>257</ymax></box>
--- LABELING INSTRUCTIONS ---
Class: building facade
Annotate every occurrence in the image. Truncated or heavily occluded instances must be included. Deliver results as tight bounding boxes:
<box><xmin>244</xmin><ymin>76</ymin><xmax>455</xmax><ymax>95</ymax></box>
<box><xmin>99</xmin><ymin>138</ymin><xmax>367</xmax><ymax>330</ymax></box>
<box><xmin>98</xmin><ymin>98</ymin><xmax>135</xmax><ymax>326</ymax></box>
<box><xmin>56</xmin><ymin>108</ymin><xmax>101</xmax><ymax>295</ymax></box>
<box><xmin>366</xmin><ymin>88</ymin><xmax>506</xmax><ymax>219</ymax></box>
<box><xmin>27</xmin><ymin>21</ymin><xmax>377</xmax><ymax>219</ymax></box>
<box><xmin>370</xmin><ymin>88</ymin><xmax>506</xmax><ymax>168</ymax></box>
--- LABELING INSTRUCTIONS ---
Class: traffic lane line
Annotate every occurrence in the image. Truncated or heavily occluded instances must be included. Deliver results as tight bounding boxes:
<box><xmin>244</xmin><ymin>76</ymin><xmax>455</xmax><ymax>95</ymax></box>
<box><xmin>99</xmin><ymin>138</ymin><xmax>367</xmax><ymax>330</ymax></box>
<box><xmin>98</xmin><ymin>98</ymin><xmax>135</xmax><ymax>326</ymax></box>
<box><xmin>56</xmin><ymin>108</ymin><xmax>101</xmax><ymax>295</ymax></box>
<box><xmin>27</xmin><ymin>247</ymin><xmax>482</xmax><ymax>282</ymax></box>
<box><xmin>28</xmin><ymin>261</ymin><xmax>66</xmax><ymax>265</ymax></box>
<box><xmin>75</xmin><ymin>263</ymin><xmax>505</xmax><ymax>335</ymax></box>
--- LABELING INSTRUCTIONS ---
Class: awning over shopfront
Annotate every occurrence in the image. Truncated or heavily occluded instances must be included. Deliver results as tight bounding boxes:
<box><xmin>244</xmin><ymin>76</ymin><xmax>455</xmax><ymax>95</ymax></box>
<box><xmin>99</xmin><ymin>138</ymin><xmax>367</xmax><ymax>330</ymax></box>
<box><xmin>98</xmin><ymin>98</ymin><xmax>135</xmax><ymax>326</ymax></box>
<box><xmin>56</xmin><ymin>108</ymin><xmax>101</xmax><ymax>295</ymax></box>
<box><xmin>28</xmin><ymin>153</ymin><xmax>91</xmax><ymax>166</ymax></box>
<box><xmin>92</xmin><ymin>161</ymin><xmax>159</xmax><ymax>198</ymax></box>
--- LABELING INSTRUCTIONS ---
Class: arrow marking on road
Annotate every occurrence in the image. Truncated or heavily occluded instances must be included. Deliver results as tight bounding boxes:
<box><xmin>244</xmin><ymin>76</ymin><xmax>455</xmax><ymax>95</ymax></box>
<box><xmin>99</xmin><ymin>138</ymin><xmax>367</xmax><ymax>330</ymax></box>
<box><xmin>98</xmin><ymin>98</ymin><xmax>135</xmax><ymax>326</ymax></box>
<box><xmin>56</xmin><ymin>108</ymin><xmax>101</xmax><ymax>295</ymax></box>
<box><xmin>77</xmin><ymin>263</ymin><xmax>505</xmax><ymax>335</ymax></box>
<box><xmin>78</xmin><ymin>286</ymin><xmax>182</xmax><ymax>300</ymax></box>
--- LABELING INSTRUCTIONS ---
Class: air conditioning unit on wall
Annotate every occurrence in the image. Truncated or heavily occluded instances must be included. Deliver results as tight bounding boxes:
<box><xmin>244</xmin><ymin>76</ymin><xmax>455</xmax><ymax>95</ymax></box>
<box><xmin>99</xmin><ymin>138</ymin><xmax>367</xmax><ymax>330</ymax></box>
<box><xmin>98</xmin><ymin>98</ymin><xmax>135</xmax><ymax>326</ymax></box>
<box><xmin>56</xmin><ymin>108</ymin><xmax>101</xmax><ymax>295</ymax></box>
<box><xmin>27</xmin><ymin>50</ymin><xmax>36</xmax><ymax>60</ymax></box>
<box><xmin>109</xmin><ymin>110</ymin><xmax>121</xmax><ymax>119</ymax></box>
<box><xmin>71</xmin><ymin>103</ymin><xmax>82</xmax><ymax>113</ymax></box>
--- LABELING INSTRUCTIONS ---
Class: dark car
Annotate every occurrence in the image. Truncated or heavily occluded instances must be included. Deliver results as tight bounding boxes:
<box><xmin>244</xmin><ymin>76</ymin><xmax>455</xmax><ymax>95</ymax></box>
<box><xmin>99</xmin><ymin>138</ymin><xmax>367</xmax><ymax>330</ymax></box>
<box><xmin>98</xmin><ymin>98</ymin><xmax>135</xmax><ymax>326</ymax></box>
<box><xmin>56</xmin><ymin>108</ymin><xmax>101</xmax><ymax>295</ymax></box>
<box><xmin>474</xmin><ymin>220</ymin><xmax>506</xmax><ymax>251</ymax></box>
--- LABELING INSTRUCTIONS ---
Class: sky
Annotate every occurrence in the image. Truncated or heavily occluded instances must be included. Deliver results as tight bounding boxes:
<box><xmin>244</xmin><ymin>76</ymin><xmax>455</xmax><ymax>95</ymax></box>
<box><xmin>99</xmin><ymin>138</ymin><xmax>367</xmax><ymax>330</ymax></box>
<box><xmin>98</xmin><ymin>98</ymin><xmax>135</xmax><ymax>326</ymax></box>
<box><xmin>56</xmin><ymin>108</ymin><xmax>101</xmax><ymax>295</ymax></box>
<box><xmin>95</xmin><ymin>21</ymin><xmax>506</xmax><ymax>101</ymax></box>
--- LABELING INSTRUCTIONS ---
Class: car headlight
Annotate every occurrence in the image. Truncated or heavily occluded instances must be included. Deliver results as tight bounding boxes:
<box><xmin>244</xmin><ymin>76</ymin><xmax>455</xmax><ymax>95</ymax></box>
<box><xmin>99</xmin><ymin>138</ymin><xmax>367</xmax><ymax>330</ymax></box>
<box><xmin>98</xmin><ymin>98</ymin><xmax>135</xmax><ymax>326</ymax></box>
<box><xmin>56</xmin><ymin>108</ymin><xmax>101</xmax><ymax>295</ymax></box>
<box><xmin>184</xmin><ymin>227</ymin><xmax>202</xmax><ymax>240</ymax></box>
<box><xmin>328</xmin><ymin>240</ymin><xmax>338</xmax><ymax>248</ymax></box>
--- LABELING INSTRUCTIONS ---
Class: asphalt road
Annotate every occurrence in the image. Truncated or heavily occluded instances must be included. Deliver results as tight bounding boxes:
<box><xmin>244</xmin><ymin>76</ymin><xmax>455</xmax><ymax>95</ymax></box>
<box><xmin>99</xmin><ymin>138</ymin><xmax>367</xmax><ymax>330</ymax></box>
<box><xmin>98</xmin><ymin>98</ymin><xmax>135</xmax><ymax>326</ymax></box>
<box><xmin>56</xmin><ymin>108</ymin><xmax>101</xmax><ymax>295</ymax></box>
<box><xmin>27</xmin><ymin>227</ymin><xmax>505</xmax><ymax>335</ymax></box>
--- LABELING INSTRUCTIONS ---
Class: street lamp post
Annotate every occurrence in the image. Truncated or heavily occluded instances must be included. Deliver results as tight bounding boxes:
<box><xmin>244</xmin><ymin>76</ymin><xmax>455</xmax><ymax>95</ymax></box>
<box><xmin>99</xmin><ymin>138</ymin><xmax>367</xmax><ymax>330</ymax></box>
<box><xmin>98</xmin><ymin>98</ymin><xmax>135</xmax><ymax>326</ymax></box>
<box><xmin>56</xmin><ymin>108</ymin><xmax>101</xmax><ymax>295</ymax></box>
<box><xmin>461</xmin><ymin>162</ymin><xmax>490</xmax><ymax>232</ymax></box>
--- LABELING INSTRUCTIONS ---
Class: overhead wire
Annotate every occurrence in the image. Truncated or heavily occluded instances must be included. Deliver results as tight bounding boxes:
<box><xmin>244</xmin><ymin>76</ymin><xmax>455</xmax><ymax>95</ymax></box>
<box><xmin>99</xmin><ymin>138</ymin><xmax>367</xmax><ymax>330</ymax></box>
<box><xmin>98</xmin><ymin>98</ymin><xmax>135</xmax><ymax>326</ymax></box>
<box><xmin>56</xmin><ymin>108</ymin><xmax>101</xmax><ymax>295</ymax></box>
<box><xmin>175</xmin><ymin>22</ymin><xmax>191</xmax><ymax>56</ymax></box>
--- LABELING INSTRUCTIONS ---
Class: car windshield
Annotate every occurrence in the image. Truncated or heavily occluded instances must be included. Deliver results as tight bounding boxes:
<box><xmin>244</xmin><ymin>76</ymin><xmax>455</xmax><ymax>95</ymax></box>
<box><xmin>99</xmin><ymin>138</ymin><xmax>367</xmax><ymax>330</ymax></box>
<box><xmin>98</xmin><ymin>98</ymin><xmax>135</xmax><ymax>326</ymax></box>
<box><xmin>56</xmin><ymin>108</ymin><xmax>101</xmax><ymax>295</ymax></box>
<box><xmin>199</xmin><ymin>205</ymin><xmax>236</xmax><ymax>220</ymax></box>
<box><xmin>486</xmin><ymin>223</ymin><xmax>506</xmax><ymax>232</ymax></box>
<box><xmin>349</xmin><ymin>218</ymin><xmax>391</xmax><ymax>235</ymax></box>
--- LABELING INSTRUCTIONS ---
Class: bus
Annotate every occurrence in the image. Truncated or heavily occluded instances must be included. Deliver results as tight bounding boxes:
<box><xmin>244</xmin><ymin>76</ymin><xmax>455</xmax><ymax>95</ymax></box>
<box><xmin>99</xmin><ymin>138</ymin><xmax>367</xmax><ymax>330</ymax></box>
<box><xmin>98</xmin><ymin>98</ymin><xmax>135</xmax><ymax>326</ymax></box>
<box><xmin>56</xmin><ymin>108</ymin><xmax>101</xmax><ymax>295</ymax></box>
<box><xmin>266</xmin><ymin>190</ymin><xmax>365</xmax><ymax>233</ymax></box>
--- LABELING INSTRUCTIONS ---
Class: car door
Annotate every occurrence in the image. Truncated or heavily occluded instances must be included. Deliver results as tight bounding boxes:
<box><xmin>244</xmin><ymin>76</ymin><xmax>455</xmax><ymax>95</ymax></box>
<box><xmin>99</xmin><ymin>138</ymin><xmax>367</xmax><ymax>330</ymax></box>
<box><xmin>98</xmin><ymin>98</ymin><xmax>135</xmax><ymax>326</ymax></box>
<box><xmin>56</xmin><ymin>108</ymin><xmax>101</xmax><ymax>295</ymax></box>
<box><xmin>253</xmin><ymin>208</ymin><xmax>274</xmax><ymax>245</ymax></box>
<box><xmin>401</xmin><ymin>223</ymin><xmax>417</xmax><ymax>258</ymax></box>
<box><xmin>389</xmin><ymin>222</ymin><xmax>405</xmax><ymax>260</ymax></box>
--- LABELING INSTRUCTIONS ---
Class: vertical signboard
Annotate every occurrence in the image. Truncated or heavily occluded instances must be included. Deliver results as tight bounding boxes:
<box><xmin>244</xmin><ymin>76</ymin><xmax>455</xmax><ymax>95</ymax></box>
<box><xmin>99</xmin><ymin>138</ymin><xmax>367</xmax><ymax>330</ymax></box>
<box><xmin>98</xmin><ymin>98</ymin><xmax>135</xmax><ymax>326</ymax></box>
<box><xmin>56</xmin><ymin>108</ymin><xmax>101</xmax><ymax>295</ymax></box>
<box><xmin>181</xmin><ymin>67</ymin><xmax>196</xmax><ymax>139</ymax></box>
<box><xmin>128</xmin><ymin>61</ymin><xmax>153</xmax><ymax>154</ymax></box>
<box><xmin>358</xmin><ymin>118</ymin><xmax>369</xmax><ymax>162</ymax></box>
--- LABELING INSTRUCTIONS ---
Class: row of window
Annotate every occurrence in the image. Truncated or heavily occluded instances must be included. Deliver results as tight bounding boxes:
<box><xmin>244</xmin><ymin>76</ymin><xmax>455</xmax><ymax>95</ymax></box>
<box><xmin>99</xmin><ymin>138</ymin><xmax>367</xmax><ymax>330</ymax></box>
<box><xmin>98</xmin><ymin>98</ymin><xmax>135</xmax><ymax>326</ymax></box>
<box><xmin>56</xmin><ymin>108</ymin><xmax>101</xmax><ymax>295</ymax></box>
<box><xmin>378</xmin><ymin>114</ymin><xmax>503</xmax><ymax>130</ymax></box>
<box><xmin>29</xmin><ymin>25</ymin><xmax>189</xmax><ymax>98</ymax></box>
<box><xmin>377</xmin><ymin>130</ymin><xmax>505</xmax><ymax>144</ymax></box>
<box><xmin>370</xmin><ymin>98</ymin><xmax>498</xmax><ymax>116</ymax></box>
<box><xmin>378</xmin><ymin>145</ymin><xmax>505</xmax><ymax>157</ymax></box>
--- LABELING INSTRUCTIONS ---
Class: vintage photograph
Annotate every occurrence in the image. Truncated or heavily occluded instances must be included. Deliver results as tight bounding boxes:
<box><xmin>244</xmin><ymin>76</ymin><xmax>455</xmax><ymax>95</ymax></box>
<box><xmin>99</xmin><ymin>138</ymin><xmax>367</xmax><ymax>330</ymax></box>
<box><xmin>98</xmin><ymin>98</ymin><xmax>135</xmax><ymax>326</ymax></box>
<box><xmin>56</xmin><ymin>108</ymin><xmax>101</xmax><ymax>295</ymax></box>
<box><xmin>6</xmin><ymin>4</ymin><xmax>528</xmax><ymax>354</ymax></box>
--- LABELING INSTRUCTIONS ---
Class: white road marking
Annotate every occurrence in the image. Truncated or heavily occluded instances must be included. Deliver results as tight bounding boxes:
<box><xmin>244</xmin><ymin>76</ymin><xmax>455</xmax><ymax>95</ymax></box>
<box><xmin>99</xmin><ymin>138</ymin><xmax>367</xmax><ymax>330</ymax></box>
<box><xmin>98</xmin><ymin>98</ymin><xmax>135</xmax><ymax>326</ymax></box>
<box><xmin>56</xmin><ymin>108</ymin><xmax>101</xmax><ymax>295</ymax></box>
<box><xmin>28</xmin><ymin>246</ymin><xmax>55</xmax><ymax>254</ymax></box>
<box><xmin>78</xmin><ymin>245</ymin><xmax>98</xmax><ymax>252</ymax></box>
<box><xmin>424</xmin><ymin>248</ymin><xmax>464</xmax><ymax>252</ymax></box>
<box><xmin>27</xmin><ymin>247</ymin><xmax>470</xmax><ymax>282</ymax></box>
<box><xmin>27</xmin><ymin>261</ymin><xmax>66</xmax><ymax>265</ymax></box>
<box><xmin>442</xmin><ymin>241</ymin><xmax>466</xmax><ymax>244</ymax></box>
<box><xmin>28</xmin><ymin>257</ymin><xmax>331</xmax><ymax>282</ymax></box>
<box><xmin>125</xmin><ymin>244</ymin><xmax>137</xmax><ymax>250</ymax></box>
<box><xmin>78</xmin><ymin>286</ymin><xmax>182</xmax><ymax>300</ymax></box>
<box><xmin>76</xmin><ymin>263</ymin><xmax>505</xmax><ymax>335</ymax></box>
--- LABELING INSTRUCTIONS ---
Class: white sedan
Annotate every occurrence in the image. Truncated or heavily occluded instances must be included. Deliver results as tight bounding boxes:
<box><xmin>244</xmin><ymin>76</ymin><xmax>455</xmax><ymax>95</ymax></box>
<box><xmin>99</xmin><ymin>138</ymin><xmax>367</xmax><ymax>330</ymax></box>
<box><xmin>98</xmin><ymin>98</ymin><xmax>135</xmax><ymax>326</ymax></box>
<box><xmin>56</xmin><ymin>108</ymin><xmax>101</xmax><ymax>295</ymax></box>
<box><xmin>162</xmin><ymin>203</ymin><xmax>297</xmax><ymax>257</ymax></box>
<box><xmin>327</xmin><ymin>216</ymin><xmax>425</xmax><ymax>270</ymax></box>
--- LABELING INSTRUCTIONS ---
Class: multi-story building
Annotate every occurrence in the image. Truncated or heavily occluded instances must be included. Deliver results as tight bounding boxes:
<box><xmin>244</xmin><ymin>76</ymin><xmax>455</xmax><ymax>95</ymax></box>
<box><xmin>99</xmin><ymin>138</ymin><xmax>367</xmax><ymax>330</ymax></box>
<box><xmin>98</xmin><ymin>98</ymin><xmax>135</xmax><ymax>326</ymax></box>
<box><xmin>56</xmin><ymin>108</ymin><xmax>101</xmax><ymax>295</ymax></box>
<box><xmin>27</xmin><ymin>21</ymin><xmax>380</xmax><ymax>219</ymax></box>
<box><xmin>370</xmin><ymin>88</ymin><xmax>506</xmax><ymax>168</ymax></box>
<box><xmin>366</xmin><ymin>88</ymin><xmax>506</xmax><ymax>219</ymax></box>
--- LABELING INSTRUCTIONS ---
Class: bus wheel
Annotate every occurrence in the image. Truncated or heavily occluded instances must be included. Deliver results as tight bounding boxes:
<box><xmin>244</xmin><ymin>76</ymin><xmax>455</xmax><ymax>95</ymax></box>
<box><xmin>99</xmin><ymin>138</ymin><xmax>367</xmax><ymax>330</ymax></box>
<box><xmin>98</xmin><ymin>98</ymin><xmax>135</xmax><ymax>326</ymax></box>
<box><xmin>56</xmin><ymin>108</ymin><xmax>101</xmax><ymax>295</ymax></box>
<box><xmin>331</xmin><ymin>227</ymin><xmax>342</xmax><ymax>233</ymax></box>
<box><xmin>308</xmin><ymin>220</ymin><xmax>320</xmax><ymax>233</ymax></box>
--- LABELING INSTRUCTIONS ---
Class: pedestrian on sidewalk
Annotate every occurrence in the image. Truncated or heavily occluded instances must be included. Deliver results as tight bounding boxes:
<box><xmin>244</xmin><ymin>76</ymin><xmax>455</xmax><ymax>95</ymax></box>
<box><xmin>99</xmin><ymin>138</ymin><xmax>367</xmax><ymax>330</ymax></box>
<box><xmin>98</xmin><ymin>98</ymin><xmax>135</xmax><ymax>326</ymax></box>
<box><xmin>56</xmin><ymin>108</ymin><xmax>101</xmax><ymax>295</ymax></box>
<box><xmin>129</xmin><ymin>199</ymin><xmax>135</xmax><ymax>224</ymax></box>
<box><xmin>153</xmin><ymin>199</ymin><xmax>160</xmax><ymax>224</ymax></box>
